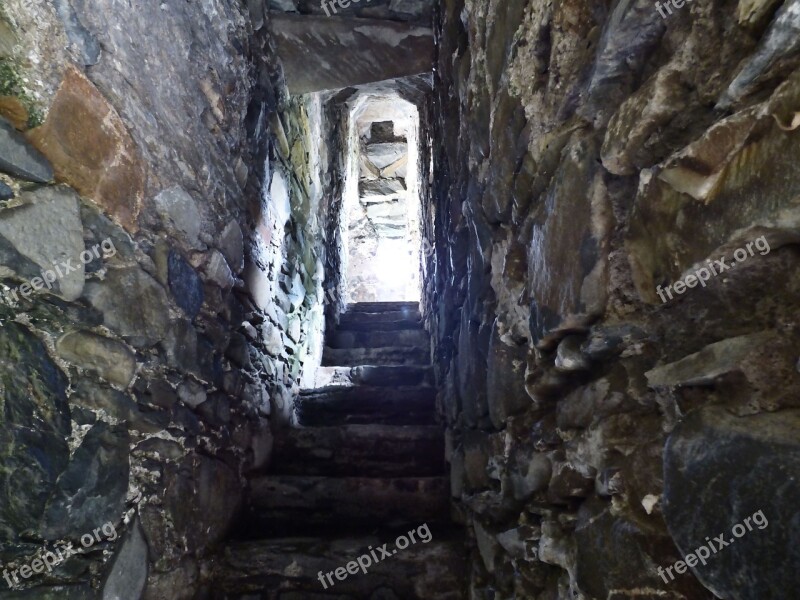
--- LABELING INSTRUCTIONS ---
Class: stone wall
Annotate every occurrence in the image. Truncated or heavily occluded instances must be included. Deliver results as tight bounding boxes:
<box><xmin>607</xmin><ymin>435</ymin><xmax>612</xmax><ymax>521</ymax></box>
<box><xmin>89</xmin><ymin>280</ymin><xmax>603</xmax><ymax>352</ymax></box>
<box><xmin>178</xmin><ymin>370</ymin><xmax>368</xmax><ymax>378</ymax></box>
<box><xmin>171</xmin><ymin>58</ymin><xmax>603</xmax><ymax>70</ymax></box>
<box><xmin>0</xmin><ymin>1</ymin><xmax>333</xmax><ymax>597</ymax></box>
<box><xmin>429</xmin><ymin>0</ymin><xmax>800</xmax><ymax>597</ymax></box>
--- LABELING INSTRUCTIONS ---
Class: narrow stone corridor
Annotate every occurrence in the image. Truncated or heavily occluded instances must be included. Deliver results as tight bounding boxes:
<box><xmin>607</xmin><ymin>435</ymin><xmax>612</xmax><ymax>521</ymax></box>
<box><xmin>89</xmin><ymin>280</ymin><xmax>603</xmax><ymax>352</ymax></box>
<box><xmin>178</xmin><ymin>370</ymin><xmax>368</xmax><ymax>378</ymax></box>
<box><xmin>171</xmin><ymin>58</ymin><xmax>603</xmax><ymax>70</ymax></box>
<box><xmin>0</xmin><ymin>0</ymin><xmax>799</xmax><ymax>598</ymax></box>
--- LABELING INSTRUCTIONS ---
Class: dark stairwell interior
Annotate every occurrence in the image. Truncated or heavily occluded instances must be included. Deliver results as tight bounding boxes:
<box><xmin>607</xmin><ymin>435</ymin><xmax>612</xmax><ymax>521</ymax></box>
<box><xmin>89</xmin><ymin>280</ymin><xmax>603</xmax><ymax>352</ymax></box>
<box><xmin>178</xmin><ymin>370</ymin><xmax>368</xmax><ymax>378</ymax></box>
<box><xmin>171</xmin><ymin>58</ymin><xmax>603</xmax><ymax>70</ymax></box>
<box><xmin>0</xmin><ymin>0</ymin><xmax>799</xmax><ymax>599</ymax></box>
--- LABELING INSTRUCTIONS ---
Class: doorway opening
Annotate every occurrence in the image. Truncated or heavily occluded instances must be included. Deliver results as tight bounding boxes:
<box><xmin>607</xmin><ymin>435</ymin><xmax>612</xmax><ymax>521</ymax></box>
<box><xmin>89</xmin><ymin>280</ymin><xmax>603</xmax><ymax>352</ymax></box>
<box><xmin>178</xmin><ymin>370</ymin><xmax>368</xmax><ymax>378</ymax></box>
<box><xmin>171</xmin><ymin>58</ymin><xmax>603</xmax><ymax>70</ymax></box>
<box><xmin>342</xmin><ymin>94</ymin><xmax>422</xmax><ymax>303</ymax></box>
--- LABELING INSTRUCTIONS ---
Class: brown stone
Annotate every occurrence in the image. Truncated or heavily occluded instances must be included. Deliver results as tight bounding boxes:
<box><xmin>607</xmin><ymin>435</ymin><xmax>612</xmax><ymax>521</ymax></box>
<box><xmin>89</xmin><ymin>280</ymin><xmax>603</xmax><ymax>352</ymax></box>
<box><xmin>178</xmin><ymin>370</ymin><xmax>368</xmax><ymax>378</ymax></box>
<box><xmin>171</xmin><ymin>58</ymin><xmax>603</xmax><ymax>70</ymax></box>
<box><xmin>26</xmin><ymin>65</ymin><xmax>145</xmax><ymax>232</ymax></box>
<box><xmin>0</xmin><ymin>96</ymin><xmax>28</xmax><ymax>130</ymax></box>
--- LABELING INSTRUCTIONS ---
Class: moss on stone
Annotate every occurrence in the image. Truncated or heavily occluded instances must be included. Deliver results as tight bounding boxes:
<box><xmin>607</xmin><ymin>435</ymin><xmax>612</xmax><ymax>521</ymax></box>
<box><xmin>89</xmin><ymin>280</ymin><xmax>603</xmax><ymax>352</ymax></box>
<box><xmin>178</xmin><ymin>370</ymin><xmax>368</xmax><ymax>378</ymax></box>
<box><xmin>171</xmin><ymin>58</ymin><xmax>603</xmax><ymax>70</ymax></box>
<box><xmin>0</xmin><ymin>59</ymin><xmax>44</xmax><ymax>128</ymax></box>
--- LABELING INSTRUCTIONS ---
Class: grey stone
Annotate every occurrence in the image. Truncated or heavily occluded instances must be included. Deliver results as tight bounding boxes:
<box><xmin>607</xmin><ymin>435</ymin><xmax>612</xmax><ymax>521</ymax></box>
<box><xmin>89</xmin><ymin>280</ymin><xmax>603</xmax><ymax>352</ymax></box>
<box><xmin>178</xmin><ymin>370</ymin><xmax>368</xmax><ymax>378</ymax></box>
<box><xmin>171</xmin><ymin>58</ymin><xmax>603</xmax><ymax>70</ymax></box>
<box><xmin>718</xmin><ymin>0</ymin><xmax>800</xmax><ymax>108</ymax></box>
<box><xmin>102</xmin><ymin>518</ymin><xmax>148</xmax><ymax>600</ymax></box>
<box><xmin>53</xmin><ymin>0</ymin><xmax>101</xmax><ymax>66</ymax></box>
<box><xmin>359</xmin><ymin>178</ymin><xmax>406</xmax><ymax>200</ymax></box>
<box><xmin>0</xmin><ymin>180</ymin><xmax>13</xmax><ymax>200</ymax></box>
<box><xmin>83</xmin><ymin>267</ymin><xmax>171</xmax><ymax>347</ymax></box>
<box><xmin>218</xmin><ymin>221</ymin><xmax>244</xmax><ymax>274</ymax></box>
<box><xmin>574</xmin><ymin>498</ymin><xmax>705</xmax><ymax>599</ymax></box>
<box><xmin>365</xmin><ymin>199</ymin><xmax>408</xmax><ymax>220</ymax></box>
<box><xmin>473</xmin><ymin>519</ymin><xmax>499</xmax><ymax>573</ymax></box>
<box><xmin>0</xmin><ymin>117</ymin><xmax>54</xmax><ymax>182</ymax></box>
<box><xmin>0</xmin><ymin>323</ymin><xmax>71</xmax><ymax>540</ymax></box>
<box><xmin>201</xmin><ymin>249</ymin><xmax>234</xmax><ymax>289</ymax></box>
<box><xmin>554</xmin><ymin>335</ymin><xmax>590</xmax><ymax>372</ymax></box>
<box><xmin>40</xmin><ymin>421</ymin><xmax>130</xmax><ymax>540</ymax></box>
<box><xmin>178</xmin><ymin>379</ymin><xmax>207</xmax><ymax>409</ymax></box>
<box><xmin>0</xmin><ymin>185</ymin><xmax>85</xmax><ymax>300</ymax></box>
<box><xmin>56</xmin><ymin>330</ymin><xmax>136</xmax><ymax>387</ymax></box>
<box><xmin>168</xmin><ymin>249</ymin><xmax>205</xmax><ymax>318</ymax></box>
<box><xmin>154</xmin><ymin>187</ymin><xmax>204</xmax><ymax>249</ymax></box>
<box><xmin>663</xmin><ymin>406</ymin><xmax>800</xmax><ymax>599</ymax></box>
<box><xmin>268</xmin><ymin>15</ymin><xmax>434</xmax><ymax>94</ymax></box>
<box><xmin>161</xmin><ymin>319</ymin><xmax>200</xmax><ymax>375</ymax></box>
<box><xmin>487</xmin><ymin>324</ymin><xmax>529</xmax><ymax>428</ymax></box>
<box><xmin>646</xmin><ymin>331</ymin><xmax>776</xmax><ymax>388</ymax></box>
<box><xmin>504</xmin><ymin>446</ymin><xmax>551</xmax><ymax>501</ymax></box>
<box><xmin>364</xmin><ymin>142</ymin><xmax>408</xmax><ymax>169</ymax></box>
<box><xmin>73</xmin><ymin>378</ymin><xmax>169</xmax><ymax>434</ymax></box>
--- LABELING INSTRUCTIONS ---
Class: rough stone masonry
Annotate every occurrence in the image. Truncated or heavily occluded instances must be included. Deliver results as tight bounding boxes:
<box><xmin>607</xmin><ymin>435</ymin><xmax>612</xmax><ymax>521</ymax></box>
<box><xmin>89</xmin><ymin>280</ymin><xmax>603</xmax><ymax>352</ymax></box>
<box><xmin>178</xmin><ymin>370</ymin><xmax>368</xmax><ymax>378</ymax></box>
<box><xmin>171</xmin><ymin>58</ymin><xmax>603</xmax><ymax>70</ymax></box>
<box><xmin>0</xmin><ymin>0</ymin><xmax>799</xmax><ymax>598</ymax></box>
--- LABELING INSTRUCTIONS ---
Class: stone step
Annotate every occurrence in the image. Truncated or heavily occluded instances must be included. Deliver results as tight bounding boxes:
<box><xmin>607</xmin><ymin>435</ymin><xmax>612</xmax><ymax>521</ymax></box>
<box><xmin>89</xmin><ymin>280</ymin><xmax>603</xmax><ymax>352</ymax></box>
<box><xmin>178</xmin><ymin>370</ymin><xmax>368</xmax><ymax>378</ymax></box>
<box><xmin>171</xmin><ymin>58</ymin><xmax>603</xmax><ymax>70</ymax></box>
<box><xmin>271</xmin><ymin>424</ymin><xmax>445</xmax><ymax>477</ymax></box>
<box><xmin>205</xmin><ymin>532</ymin><xmax>467</xmax><ymax>599</ymax></box>
<box><xmin>321</xmin><ymin>346</ymin><xmax>430</xmax><ymax>367</ymax></box>
<box><xmin>311</xmin><ymin>365</ymin><xmax>434</xmax><ymax>388</ymax></box>
<box><xmin>295</xmin><ymin>385</ymin><xmax>436</xmax><ymax>426</ymax></box>
<box><xmin>347</xmin><ymin>301</ymin><xmax>420</xmax><ymax>313</ymax></box>
<box><xmin>339</xmin><ymin>307</ymin><xmax>422</xmax><ymax>326</ymax></box>
<box><xmin>327</xmin><ymin>328</ymin><xmax>428</xmax><ymax>349</ymax></box>
<box><xmin>244</xmin><ymin>476</ymin><xmax>450</xmax><ymax>534</ymax></box>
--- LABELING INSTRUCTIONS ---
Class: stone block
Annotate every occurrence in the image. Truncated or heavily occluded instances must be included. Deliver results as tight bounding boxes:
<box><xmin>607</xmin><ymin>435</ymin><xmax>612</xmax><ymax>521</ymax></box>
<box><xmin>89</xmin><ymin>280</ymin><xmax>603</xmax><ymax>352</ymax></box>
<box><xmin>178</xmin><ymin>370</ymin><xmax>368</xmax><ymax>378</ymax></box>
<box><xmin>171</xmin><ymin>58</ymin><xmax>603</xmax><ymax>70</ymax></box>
<box><xmin>56</xmin><ymin>330</ymin><xmax>136</xmax><ymax>388</ymax></box>
<box><xmin>663</xmin><ymin>406</ymin><xmax>800</xmax><ymax>599</ymax></box>
<box><xmin>268</xmin><ymin>15</ymin><xmax>434</xmax><ymax>93</ymax></box>
<box><xmin>27</xmin><ymin>65</ymin><xmax>145</xmax><ymax>232</ymax></box>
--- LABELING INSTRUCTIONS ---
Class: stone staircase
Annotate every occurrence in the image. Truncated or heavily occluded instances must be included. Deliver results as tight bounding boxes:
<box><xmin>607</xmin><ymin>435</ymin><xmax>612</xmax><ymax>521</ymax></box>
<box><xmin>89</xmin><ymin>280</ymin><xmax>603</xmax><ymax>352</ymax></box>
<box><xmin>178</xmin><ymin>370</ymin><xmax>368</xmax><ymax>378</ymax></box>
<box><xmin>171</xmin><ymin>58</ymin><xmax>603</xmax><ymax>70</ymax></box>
<box><xmin>208</xmin><ymin>302</ymin><xmax>466</xmax><ymax>599</ymax></box>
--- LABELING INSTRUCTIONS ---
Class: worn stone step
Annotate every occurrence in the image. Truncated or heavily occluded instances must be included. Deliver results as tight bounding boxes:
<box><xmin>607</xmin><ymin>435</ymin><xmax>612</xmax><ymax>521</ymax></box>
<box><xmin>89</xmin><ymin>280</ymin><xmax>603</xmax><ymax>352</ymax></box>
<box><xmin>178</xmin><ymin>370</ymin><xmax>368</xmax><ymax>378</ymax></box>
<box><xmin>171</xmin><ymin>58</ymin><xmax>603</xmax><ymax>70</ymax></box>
<box><xmin>244</xmin><ymin>476</ymin><xmax>450</xmax><ymax>534</ymax></box>
<box><xmin>347</xmin><ymin>301</ymin><xmax>420</xmax><ymax>313</ymax></box>
<box><xmin>339</xmin><ymin>308</ymin><xmax>422</xmax><ymax>329</ymax></box>
<box><xmin>338</xmin><ymin>318</ymin><xmax>423</xmax><ymax>332</ymax></box>
<box><xmin>295</xmin><ymin>385</ymin><xmax>436</xmax><ymax>426</ymax></box>
<box><xmin>271</xmin><ymin>424</ymin><xmax>445</xmax><ymax>477</ymax></box>
<box><xmin>328</xmin><ymin>328</ymin><xmax>428</xmax><ymax>349</ymax></box>
<box><xmin>311</xmin><ymin>365</ymin><xmax>434</xmax><ymax>388</ymax></box>
<box><xmin>322</xmin><ymin>346</ymin><xmax>430</xmax><ymax>367</ymax></box>
<box><xmin>206</xmin><ymin>532</ymin><xmax>467</xmax><ymax>599</ymax></box>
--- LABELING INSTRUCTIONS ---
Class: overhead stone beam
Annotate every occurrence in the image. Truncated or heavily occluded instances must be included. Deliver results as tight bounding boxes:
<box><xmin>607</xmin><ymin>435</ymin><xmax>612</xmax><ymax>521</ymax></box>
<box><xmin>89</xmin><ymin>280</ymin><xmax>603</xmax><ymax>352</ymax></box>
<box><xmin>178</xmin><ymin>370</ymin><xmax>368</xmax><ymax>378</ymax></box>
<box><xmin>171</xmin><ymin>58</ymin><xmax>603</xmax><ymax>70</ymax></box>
<box><xmin>268</xmin><ymin>14</ymin><xmax>434</xmax><ymax>94</ymax></box>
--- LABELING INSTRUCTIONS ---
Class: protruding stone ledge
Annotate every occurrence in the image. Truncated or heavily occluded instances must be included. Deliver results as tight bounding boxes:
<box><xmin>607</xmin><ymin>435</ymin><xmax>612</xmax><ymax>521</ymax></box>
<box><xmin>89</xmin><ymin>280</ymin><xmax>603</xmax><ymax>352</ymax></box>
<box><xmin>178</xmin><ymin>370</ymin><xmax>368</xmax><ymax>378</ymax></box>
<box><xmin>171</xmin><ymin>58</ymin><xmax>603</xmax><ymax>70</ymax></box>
<box><xmin>268</xmin><ymin>14</ymin><xmax>434</xmax><ymax>94</ymax></box>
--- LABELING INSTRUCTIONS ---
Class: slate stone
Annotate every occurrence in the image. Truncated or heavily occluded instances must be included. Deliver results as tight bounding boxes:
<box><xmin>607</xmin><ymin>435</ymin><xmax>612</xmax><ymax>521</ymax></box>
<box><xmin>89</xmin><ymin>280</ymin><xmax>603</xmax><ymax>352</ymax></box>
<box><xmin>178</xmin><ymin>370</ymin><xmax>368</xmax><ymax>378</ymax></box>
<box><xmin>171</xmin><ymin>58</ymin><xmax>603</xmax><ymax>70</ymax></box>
<box><xmin>101</xmin><ymin>518</ymin><xmax>148</xmax><ymax>600</ymax></box>
<box><xmin>52</xmin><ymin>0</ymin><xmax>101</xmax><ymax>66</ymax></box>
<box><xmin>0</xmin><ymin>185</ymin><xmax>86</xmax><ymax>301</ymax></box>
<box><xmin>72</xmin><ymin>378</ymin><xmax>169</xmax><ymax>434</ymax></box>
<box><xmin>718</xmin><ymin>0</ymin><xmax>800</xmax><ymax>108</ymax></box>
<box><xmin>168</xmin><ymin>249</ymin><xmax>204</xmax><ymax>318</ymax></box>
<box><xmin>574</xmin><ymin>498</ymin><xmax>707</xmax><ymax>599</ymax></box>
<box><xmin>364</xmin><ymin>142</ymin><xmax>408</xmax><ymax>169</ymax></box>
<box><xmin>0</xmin><ymin>117</ymin><xmax>53</xmax><ymax>182</ymax></box>
<box><xmin>0</xmin><ymin>180</ymin><xmax>13</xmax><ymax>200</ymax></box>
<box><xmin>154</xmin><ymin>187</ymin><xmax>204</xmax><ymax>250</ymax></box>
<box><xmin>0</xmin><ymin>323</ymin><xmax>71</xmax><ymax>540</ymax></box>
<box><xmin>268</xmin><ymin>15</ymin><xmax>434</xmax><ymax>94</ymax></box>
<box><xmin>162</xmin><ymin>455</ymin><xmax>241</xmax><ymax>553</ymax></box>
<box><xmin>663</xmin><ymin>406</ymin><xmax>800</xmax><ymax>599</ymax></box>
<box><xmin>83</xmin><ymin>267</ymin><xmax>171</xmax><ymax>348</ymax></box>
<box><xmin>486</xmin><ymin>323</ymin><xmax>530</xmax><ymax>428</ymax></box>
<box><xmin>40</xmin><ymin>421</ymin><xmax>130</xmax><ymax>540</ymax></box>
<box><xmin>161</xmin><ymin>318</ymin><xmax>200</xmax><ymax>375</ymax></box>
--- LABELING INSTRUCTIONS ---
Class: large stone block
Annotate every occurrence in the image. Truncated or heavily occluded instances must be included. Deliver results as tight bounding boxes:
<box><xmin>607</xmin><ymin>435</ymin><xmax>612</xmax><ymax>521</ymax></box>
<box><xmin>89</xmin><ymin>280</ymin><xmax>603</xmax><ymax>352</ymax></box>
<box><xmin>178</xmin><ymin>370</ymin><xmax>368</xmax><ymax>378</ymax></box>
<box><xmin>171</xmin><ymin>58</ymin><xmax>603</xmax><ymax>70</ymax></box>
<box><xmin>0</xmin><ymin>323</ymin><xmax>71</xmax><ymax>541</ymax></box>
<box><xmin>268</xmin><ymin>14</ymin><xmax>434</xmax><ymax>93</ymax></box>
<box><xmin>39</xmin><ymin>421</ymin><xmax>130</xmax><ymax>540</ymax></box>
<box><xmin>627</xmin><ymin>75</ymin><xmax>800</xmax><ymax>303</ymax></box>
<box><xmin>663</xmin><ymin>406</ymin><xmax>800</xmax><ymax>599</ymax></box>
<box><xmin>27</xmin><ymin>65</ymin><xmax>145</xmax><ymax>232</ymax></box>
<box><xmin>0</xmin><ymin>185</ymin><xmax>85</xmax><ymax>300</ymax></box>
<box><xmin>525</xmin><ymin>131</ymin><xmax>611</xmax><ymax>346</ymax></box>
